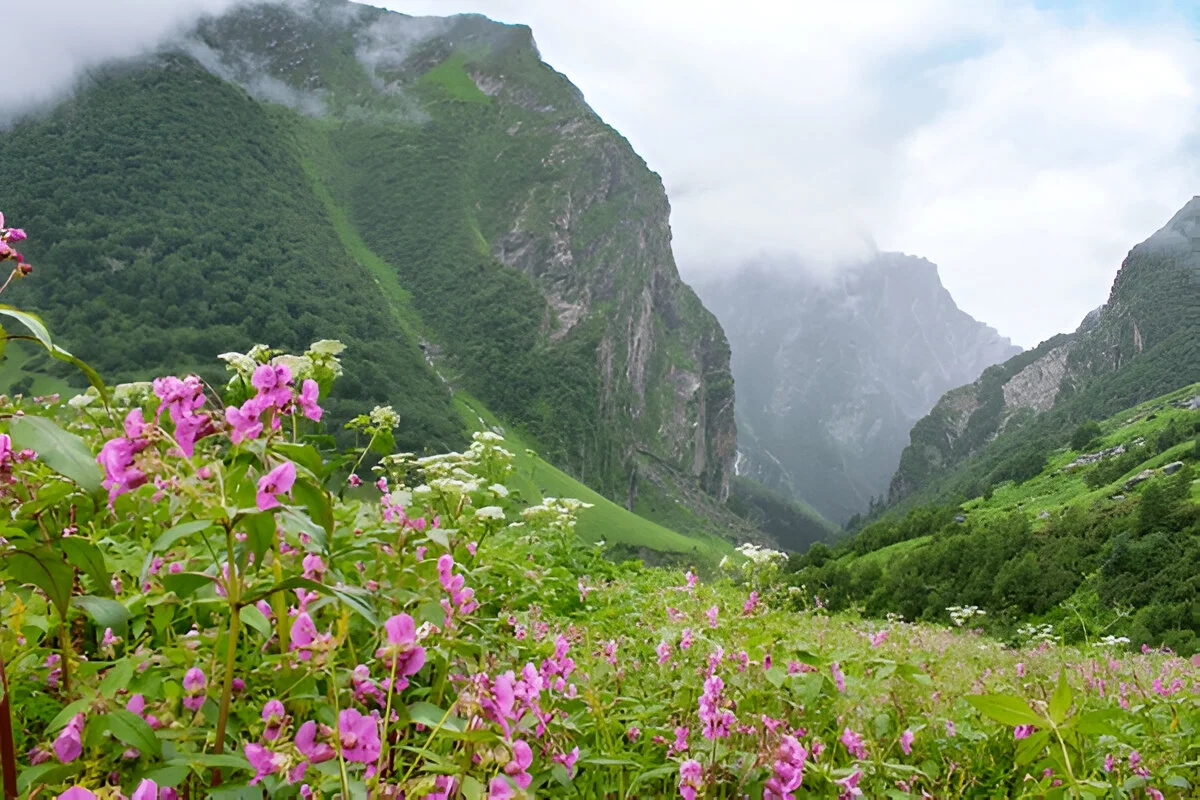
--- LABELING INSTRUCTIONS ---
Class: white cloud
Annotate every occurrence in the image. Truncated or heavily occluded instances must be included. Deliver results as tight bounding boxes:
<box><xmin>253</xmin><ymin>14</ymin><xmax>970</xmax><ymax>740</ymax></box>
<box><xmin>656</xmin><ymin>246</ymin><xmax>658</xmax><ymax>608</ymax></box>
<box><xmin>393</xmin><ymin>0</ymin><xmax>1200</xmax><ymax>347</ymax></box>
<box><xmin>7</xmin><ymin>0</ymin><xmax>1200</xmax><ymax>347</ymax></box>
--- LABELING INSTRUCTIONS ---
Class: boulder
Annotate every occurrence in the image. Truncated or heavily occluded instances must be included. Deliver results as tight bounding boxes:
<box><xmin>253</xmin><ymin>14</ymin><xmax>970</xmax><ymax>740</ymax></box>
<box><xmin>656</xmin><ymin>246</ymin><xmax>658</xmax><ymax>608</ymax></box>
<box><xmin>1125</xmin><ymin>469</ymin><xmax>1155</xmax><ymax>488</ymax></box>
<box><xmin>1163</xmin><ymin>461</ymin><xmax>1185</xmax><ymax>475</ymax></box>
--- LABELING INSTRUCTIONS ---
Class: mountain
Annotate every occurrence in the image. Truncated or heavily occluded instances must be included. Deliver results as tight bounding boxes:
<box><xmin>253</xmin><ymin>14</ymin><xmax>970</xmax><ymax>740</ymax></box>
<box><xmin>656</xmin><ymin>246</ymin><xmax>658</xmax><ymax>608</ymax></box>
<box><xmin>786</xmin><ymin>381</ymin><xmax>1200</xmax><ymax>653</ymax></box>
<box><xmin>696</xmin><ymin>254</ymin><xmax>1020</xmax><ymax>523</ymax></box>
<box><xmin>0</xmin><ymin>0</ymin><xmax>738</xmax><ymax>544</ymax></box>
<box><xmin>889</xmin><ymin>198</ymin><xmax>1200</xmax><ymax>505</ymax></box>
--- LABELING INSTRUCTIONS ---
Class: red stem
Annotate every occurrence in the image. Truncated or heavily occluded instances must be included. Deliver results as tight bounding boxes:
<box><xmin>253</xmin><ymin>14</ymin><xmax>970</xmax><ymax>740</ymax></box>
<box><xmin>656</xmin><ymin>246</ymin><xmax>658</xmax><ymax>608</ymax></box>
<box><xmin>0</xmin><ymin>650</ymin><xmax>17</xmax><ymax>800</ymax></box>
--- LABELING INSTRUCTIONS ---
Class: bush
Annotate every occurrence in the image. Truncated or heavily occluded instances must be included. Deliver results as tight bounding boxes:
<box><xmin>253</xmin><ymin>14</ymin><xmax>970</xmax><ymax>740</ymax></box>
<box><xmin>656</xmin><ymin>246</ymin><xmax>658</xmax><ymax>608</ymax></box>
<box><xmin>1070</xmin><ymin>420</ymin><xmax>1102</xmax><ymax>451</ymax></box>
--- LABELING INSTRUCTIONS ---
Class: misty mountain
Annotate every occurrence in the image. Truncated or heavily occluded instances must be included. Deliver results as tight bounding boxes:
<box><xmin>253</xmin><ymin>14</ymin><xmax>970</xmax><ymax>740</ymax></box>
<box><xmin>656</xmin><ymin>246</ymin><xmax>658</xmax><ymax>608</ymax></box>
<box><xmin>890</xmin><ymin>197</ymin><xmax>1200</xmax><ymax>504</ymax></box>
<box><xmin>0</xmin><ymin>0</ymin><xmax>750</xmax><ymax>546</ymax></box>
<box><xmin>696</xmin><ymin>254</ymin><xmax>1021</xmax><ymax>523</ymax></box>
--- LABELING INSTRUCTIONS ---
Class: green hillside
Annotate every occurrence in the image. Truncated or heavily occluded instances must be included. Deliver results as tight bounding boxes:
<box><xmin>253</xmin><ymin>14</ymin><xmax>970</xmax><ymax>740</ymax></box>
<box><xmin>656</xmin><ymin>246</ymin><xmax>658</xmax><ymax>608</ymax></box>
<box><xmin>0</xmin><ymin>0</ymin><xmax>744</xmax><ymax>554</ymax></box>
<box><xmin>788</xmin><ymin>383</ymin><xmax>1200</xmax><ymax>653</ymax></box>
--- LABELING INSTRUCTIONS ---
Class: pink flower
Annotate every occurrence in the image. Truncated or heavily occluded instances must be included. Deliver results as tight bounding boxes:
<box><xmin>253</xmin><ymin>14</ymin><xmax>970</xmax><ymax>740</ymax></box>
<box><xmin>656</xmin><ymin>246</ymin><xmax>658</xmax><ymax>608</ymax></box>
<box><xmin>627</xmin><ymin>726</ymin><xmax>641</xmax><ymax>742</ymax></box>
<box><xmin>348</xmin><ymin>474</ymin><xmax>362</xmax><ymax>487</ymax></box>
<box><xmin>764</xmin><ymin>734</ymin><xmax>807</xmax><ymax>800</ymax></box>
<box><xmin>131</xmin><ymin>779</ymin><xmax>159</xmax><ymax>800</ymax></box>
<box><xmin>705</xmin><ymin>605</ymin><xmax>719</xmax><ymax>628</ymax></box>
<box><xmin>1104</xmin><ymin>753</ymin><xmax>1114</xmax><ymax>773</ymax></box>
<box><xmin>836</xmin><ymin>769</ymin><xmax>863</xmax><ymax>799</ymax></box>
<box><xmin>298</xmin><ymin>379</ymin><xmax>322</xmax><ymax>422</ymax></box>
<box><xmin>376</xmin><ymin>613</ymin><xmax>427</xmax><ymax>677</ymax></box>
<box><xmin>290</xmin><ymin>612</ymin><xmax>320</xmax><ymax>661</ymax></box>
<box><xmin>182</xmin><ymin>667</ymin><xmax>206</xmax><ymax>711</ymax></box>
<box><xmin>54</xmin><ymin>714</ymin><xmax>85</xmax><ymax>763</ymax></box>
<box><xmin>680</xmin><ymin>628</ymin><xmax>694</xmax><ymax>650</ymax></box>
<box><xmin>96</xmin><ymin>437</ymin><xmax>148</xmax><ymax>504</ymax></box>
<box><xmin>678</xmin><ymin>759</ymin><xmax>703</xmax><ymax>800</ymax></box>
<box><xmin>337</xmin><ymin>708</ymin><xmax>381</xmax><ymax>763</ymax></box>
<box><xmin>56</xmin><ymin>790</ymin><xmax>96</xmax><ymax>800</ymax></box>
<box><xmin>428</xmin><ymin>775</ymin><xmax>458</xmax><ymax>800</ymax></box>
<box><xmin>262</xmin><ymin>699</ymin><xmax>288</xmax><ymax>740</ymax></box>
<box><xmin>945</xmin><ymin>720</ymin><xmax>956</xmax><ymax>737</ymax></box>
<box><xmin>503</xmin><ymin>739</ymin><xmax>533</xmax><ymax>789</ymax></box>
<box><xmin>685</xmin><ymin>570</ymin><xmax>698</xmax><ymax>590</ymax></box>
<box><xmin>296</xmin><ymin>721</ymin><xmax>336</xmax><ymax>763</ymax></box>
<box><xmin>743</xmin><ymin>590</ymin><xmax>759</xmax><ymax>615</ymax></box>
<box><xmin>301</xmin><ymin>553</ymin><xmax>326</xmax><ymax>580</ymax></box>
<box><xmin>552</xmin><ymin>746</ymin><xmax>580</xmax><ymax>778</ymax></box>
<box><xmin>656</xmin><ymin>641</ymin><xmax>672</xmax><ymax>664</ymax></box>
<box><xmin>488</xmin><ymin>777</ymin><xmax>513</xmax><ymax>800</ymax></box>
<box><xmin>245</xmin><ymin>743</ymin><xmax>286</xmax><ymax>784</ymax></box>
<box><xmin>671</xmin><ymin>726</ymin><xmax>689</xmax><ymax>754</ymax></box>
<box><xmin>1016</xmin><ymin>662</ymin><xmax>1025</xmax><ymax>677</ymax></box>
<box><xmin>256</xmin><ymin>461</ymin><xmax>296</xmax><ymax>511</ymax></box>
<box><xmin>225</xmin><ymin>402</ymin><xmax>264</xmax><ymax>444</ymax></box>
<box><xmin>699</xmin><ymin>674</ymin><xmax>734</xmax><ymax>740</ymax></box>
<box><xmin>1013</xmin><ymin>725</ymin><xmax>1035</xmax><ymax>740</ymax></box>
<box><xmin>870</xmin><ymin>630</ymin><xmax>889</xmax><ymax>647</ymax></box>
<box><xmin>831</xmin><ymin>662</ymin><xmax>846</xmax><ymax>693</ymax></box>
<box><xmin>900</xmin><ymin>729</ymin><xmax>914</xmax><ymax>755</ymax></box>
<box><xmin>840</xmin><ymin>727</ymin><xmax>867</xmax><ymax>759</ymax></box>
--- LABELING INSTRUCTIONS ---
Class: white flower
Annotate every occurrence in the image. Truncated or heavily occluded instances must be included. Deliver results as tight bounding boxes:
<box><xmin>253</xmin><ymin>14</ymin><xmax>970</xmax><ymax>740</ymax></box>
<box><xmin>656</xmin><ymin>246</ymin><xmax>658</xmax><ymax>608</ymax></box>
<box><xmin>67</xmin><ymin>392</ymin><xmax>97</xmax><ymax>409</ymax></box>
<box><xmin>474</xmin><ymin>431</ymin><xmax>503</xmax><ymax>443</ymax></box>
<box><xmin>307</xmin><ymin>339</ymin><xmax>346</xmax><ymax>356</ymax></box>
<box><xmin>474</xmin><ymin>506</ymin><xmax>505</xmax><ymax>520</ymax></box>
<box><xmin>217</xmin><ymin>352</ymin><xmax>257</xmax><ymax>375</ymax></box>
<box><xmin>369</xmin><ymin>405</ymin><xmax>400</xmax><ymax>429</ymax></box>
<box><xmin>489</xmin><ymin>483</ymin><xmax>509</xmax><ymax>498</ymax></box>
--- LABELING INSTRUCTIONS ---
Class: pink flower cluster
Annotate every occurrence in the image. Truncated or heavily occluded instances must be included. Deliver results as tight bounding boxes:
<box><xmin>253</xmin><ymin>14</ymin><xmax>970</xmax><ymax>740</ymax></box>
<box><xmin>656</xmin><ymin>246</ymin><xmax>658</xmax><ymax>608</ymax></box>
<box><xmin>764</xmin><ymin>734</ymin><xmax>808</xmax><ymax>800</ymax></box>
<box><xmin>438</xmin><ymin>554</ymin><xmax>478</xmax><ymax>617</ymax></box>
<box><xmin>225</xmin><ymin>363</ymin><xmax>322</xmax><ymax>445</ymax></box>
<box><xmin>699</xmin><ymin>673</ymin><xmax>735</xmax><ymax>740</ymax></box>
<box><xmin>0</xmin><ymin>210</ymin><xmax>31</xmax><ymax>273</ymax></box>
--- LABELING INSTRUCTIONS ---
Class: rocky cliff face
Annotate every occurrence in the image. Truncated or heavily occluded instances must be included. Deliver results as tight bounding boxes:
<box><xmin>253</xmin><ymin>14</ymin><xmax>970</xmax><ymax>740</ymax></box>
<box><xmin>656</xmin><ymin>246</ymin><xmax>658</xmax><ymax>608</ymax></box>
<box><xmin>890</xmin><ymin>197</ymin><xmax>1200</xmax><ymax>503</ymax></box>
<box><xmin>697</xmin><ymin>253</ymin><xmax>1019</xmax><ymax>523</ymax></box>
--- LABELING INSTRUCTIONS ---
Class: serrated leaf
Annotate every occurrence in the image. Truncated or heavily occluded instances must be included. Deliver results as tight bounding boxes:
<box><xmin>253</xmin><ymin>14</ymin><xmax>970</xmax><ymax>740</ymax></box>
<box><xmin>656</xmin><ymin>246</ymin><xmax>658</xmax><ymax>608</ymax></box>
<box><xmin>238</xmin><ymin>604</ymin><xmax>272</xmax><ymax>637</ymax></box>
<box><xmin>73</xmin><ymin>595</ymin><xmax>131</xmax><ymax>632</ymax></box>
<box><xmin>1048</xmin><ymin>669</ymin><xmax>1073</xmax><ymax>725</ymax></box>
<box><xmin>105</xmin><ymin>709</ymin><xmax>161</xmax><ymax>757</ymax></box>
<box><xmin>9</xmin><ymin>414</ymin><xmax>103</xmax><ymax>492</ymax></box>
<box><xmin>965</xmin><ymin>694</ymin><xmax>1047</xmax><ymax>728</ymax></box>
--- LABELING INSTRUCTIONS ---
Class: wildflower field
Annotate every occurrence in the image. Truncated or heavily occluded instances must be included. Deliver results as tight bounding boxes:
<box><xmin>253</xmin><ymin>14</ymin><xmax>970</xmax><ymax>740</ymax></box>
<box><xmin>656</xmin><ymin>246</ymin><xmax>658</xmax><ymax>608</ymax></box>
<box><xmin>0</xmin><ymin>213</ymin><xmax>1197</xmax><ymax>799</ymax></box>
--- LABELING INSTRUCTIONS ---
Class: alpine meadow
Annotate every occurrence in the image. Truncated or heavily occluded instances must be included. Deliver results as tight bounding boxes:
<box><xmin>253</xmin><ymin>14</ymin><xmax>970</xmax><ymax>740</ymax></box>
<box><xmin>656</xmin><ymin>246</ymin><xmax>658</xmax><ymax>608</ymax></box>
<box><xmin>0</xmin><ymin>1</ymin><xmax>1196</xmax><ymax>799</ymax></box>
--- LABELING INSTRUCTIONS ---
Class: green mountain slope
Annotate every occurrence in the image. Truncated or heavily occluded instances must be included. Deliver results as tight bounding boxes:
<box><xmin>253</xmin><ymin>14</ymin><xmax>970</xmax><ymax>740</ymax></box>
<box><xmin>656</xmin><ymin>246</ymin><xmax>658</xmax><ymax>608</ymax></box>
<box><xmin>888</xmin><ymin>198</ymin><xmax>1200</xmax><ymax>508</ymax></box>
<box><xmin>788</xmin><ymin>383</ymin><xmax>1200</xmax><ymax>653</ymax></box>
<box><xmin>0</xmin><ymin>0</ymin><xmax>745</xmax><ymax>550</ymax></box>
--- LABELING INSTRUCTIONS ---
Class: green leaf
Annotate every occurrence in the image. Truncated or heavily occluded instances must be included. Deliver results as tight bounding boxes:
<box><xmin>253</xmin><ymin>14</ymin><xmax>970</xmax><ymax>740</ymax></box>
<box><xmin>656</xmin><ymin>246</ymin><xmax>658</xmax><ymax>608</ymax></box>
<box><xmin>179</xmin><ymin>753</ymin><xmax>253</xmax><ymax>769</ymax></box>
<box><xmin>238</xmin><ymin>511</ymin><xmax>277</xmax><ymax>571</ymax></box>
<box><xmin>161</xmin><ymin>571</ymin><xmax>217</xmax><ymax>598</ymax></box>
<box><xmin>60</xmin><ymin>538</ymin><xmax>111</xmax><ymax>596</ymax></box>
<box><xmin>105</xmin><ymin>709</ymin><xmax>162</xmax><ymax>757</ymax></box>
<box><xmin>18</xmin><ymin>763</ymin><xmax>79</xmax><ymax>794</ymax></box>
<box><xmin>1048</xmin><ymin>669</ymin><xmax>1073</xmax><ymax>725</ymax></box>
<box><xmin>0</xmin><ymin>305</ymin><xmax>108</xmax><ymax>403</ymax></box>
<box><xmin>461</xmin><ymin>776</ymin><xmax>484</xmax><ymax>800</ymax></box>
<box><xmin>4</xmin><ymin>546</ymin><xmax>74</xmax><ymax>619</ymax></box>
<box><xmin>141</xmin><ymin>764</ymin><xmax>190</xmax><ymax>788</ymax></box>
<box><xmin>239</xmin><ymin>604</ymin><xmax>272</xmax><ymax>637</ymax></box>
<box><xmin>47</xmin><ymin>699</ymin><xmax>92</xmax><ymax>732</ymax></box>
<box><xmin>9</xmin><ymin>415</ymin><xmax>103</xmax><ymax>492</ymax></box>
<box><xmin>765</xmin><ymin>665</ymin><xmax>786</xmax><ymax>688</ymax></box>
<box><xmin>99</xmin><ymin>659</ymin><xmax>135</xmax><ymax>698</ymax></box>
<box><xmin>73</xmin><ymin>595</ymin><xmax>131</xmax><ymax>632</ymax></box>
<box><xmin>407</xmin><ymin>701</ymin><xmax>463</xmax><ymax>732</ymax></box>
<box><xmin>965</xmin><ymin>693</ymin><xmax>1046</xmax><ymax>728</ymax></box>
<box><xmin>1015</xmin><ymin>730</ymin><xmax>1051</xmax><ymax>767</ymax></box>
<box><xmin>1075</xmin><ymin>709</ymin><xmax>1121</xmax><ymax>737</ymax></box>
<box><xmin>151</xmin><ymin>520</ymin><xmax>214</xmax><ymax>553</ymax></box>
<box><xmin>292</xmin><ymin>477</ymin><xmax>334</xmax><ymax>536</ymax></box>
<box><xmin>273</xmin><ymin>443</ymin><xmax>324</xmax><ymax>477</ymax></box>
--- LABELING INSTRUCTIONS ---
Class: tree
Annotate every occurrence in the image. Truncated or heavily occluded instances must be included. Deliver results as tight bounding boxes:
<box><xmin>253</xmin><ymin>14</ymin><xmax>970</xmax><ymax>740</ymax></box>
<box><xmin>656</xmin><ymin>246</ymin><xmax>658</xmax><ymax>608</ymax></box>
<box><xmin>1070</xmin><ymin>420</ymin><xmax>1102</xmax><ymax>451</ymax></box>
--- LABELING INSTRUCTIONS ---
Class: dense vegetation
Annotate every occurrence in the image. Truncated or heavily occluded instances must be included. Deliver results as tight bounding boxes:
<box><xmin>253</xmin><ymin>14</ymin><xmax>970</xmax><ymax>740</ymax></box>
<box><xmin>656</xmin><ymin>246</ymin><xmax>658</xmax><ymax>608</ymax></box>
<box><xmin>891</xmin><ymin>209</ymin><xmax>1200</xmax><ymax>506</ymax></box>
<box><xmin>0</xmin><ymin>294</ymin><xmax>1195</xmax><ymax>797</ymax></box>
<box><xmin>0</xmin><ymin>0</ymin><xmax>738</xmax><ymax>554</ymax></box>
<box><xmin>794</xmin><ymin>384</ymin><xmax>1200</xmax><ymax>654</ymax></box>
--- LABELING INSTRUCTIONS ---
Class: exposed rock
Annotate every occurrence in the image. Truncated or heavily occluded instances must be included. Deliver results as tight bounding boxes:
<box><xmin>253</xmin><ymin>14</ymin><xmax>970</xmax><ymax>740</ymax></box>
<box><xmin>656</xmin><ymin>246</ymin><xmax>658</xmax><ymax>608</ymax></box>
<box><xmin>1002</xmin><ymin>345</ymin><xmax>1071</xmax><ymax>413</ymax></box>
<box><xmin>1125</xmin><ymin>469</ymin><xmax>1155</xmax><ymax>488</ymax></box>
<box><xmin>697</xmin><ymin>254</ymin><xmax>1019</xmax><ymax>522</ymax></box>
<box><xmin>1163</xmin><ymin>461</ymin><xmax>1185</xmax><ymax>475</ymax></box>
<box><xmin>1038</xmin><ymin>510</ymin><xmax>1050</xmax><ymax>519</ymax></box>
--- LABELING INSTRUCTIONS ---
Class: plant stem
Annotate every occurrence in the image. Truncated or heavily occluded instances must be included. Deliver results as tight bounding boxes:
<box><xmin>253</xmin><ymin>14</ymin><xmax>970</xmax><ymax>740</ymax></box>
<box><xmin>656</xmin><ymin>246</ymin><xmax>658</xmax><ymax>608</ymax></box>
<box><xmin>58</xmin><ymin>620</ymin><xmax>72</xmax><ymax>695</ymax></box>
<box><xmin>213</xmin><ymin>520</ymin><xmax>242</xmax><ymax>773</ymax></box>
<box><xmin>371</xmin><ymin>656</ymin><xmax>401</xmax><ymax>791</ymax></box>
<box><xmin>0</xmin><ymin>649</ymin><xmax>18</xmax><ymax>800</ymax></box>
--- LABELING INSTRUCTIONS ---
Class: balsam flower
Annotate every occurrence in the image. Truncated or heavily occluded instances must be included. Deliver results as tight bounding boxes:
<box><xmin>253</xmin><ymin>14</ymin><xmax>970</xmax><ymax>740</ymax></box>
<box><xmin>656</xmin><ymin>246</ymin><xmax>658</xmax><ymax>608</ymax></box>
<box><xmin>257</xmin><ymin>460</ymin><xmax>296</xmax><ymax>511</ymax></box>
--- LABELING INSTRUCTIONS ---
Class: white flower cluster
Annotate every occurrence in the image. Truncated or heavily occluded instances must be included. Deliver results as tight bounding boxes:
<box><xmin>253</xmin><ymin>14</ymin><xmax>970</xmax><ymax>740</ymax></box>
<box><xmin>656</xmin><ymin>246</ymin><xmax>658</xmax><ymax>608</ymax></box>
<box><xmin>520</xmin><ymin>497</ymin><xmax>594</xmax><ymax>534</ymax></box>
<box><xmin>1096</xmin><ymin>635</ymin><xmax>1131</xmax><ymax>647</ymax></box>
<box><xmin>218</xmin><ymin>339</ymin><xmax>345</xmax><ymax>386</ymax></box>
<box><xmin>946</xmin><ymin>605</ymin><xmax>987</xmax><ymax>627</ymax></box>
<box><xmin>733</xmin><ymin>543</ymin><xmax>788</xmax><ymax>566</ymax></box>
<box><xmin>369</xmin><ymin>405</ymin><xmax>400</xmax><ymax>430</ymax></box>
<box><xmin>1016</xmin><ymin>622</ymin><xmax>1058</xmax><ymax>644</ymax></box>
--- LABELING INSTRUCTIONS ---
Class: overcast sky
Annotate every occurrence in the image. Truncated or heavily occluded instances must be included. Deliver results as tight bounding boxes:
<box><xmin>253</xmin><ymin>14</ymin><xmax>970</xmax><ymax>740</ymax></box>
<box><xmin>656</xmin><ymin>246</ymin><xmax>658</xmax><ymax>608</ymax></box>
<box><xmin>10</xmin><ymin>0</ymin><xmax>1200</xmax><ymax>348</ymax></box>
<box><xmin>392</xmin><ymin>0</ymin><xmax>1200</xmax><ymax>347</ymax></box>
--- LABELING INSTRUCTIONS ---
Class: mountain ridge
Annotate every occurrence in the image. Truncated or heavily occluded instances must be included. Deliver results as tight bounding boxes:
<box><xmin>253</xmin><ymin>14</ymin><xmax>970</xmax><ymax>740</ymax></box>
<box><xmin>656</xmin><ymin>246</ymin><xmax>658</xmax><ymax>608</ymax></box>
<box><xmin>697</xmin><ymin>252</ymin><xmax>1020</xmax><ymax>524</ymax></box>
